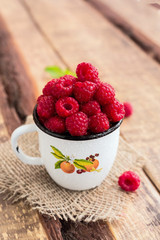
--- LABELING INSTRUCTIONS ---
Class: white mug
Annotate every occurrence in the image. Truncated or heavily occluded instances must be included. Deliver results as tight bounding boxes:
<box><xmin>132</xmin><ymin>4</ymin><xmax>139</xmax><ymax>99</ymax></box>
<box><xmin>11</xmin><ymin>106</ymin><xmax>122</xmax><ymax>191</ymax></box>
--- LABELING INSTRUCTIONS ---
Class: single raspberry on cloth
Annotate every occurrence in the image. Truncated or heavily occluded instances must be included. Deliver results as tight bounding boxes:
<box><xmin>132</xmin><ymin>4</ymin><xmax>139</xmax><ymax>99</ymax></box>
<box><xmin>44</xmin><ymin>116</ymin><xmax>65</xmax><ymax>133</ymax></box>
<box><xmin>43</xmin><ymin>79</ymin><xmax>56</xmax><ymax>96</ymax></box>
<box><xmin>66</xmin><ymin>112</ymin><xmax>88</xmax><ymax>136</ymax></box>
<box><xmin>89</xmin><ymin>113</ymin><xmax>109</xmax><ymax>133</ymax></box>
<box><xmin>37</xmin><ymin>95</ymin><xmax>55</xmax><ymax>119</ymax></box>
<box><xmin>55</xmin><ymin>97</ymin><xmax>79</xmax><ymax>118</ymax></box>
<box><xmin>52</xmin><ymin>75</ymin><xmax>75</xmax><ymax>99</ymax></box>
<box><xmin>81</xmin><ymin>100</ymin><xmax>101</xmax><ymax>116</ymax></box>
<box><xmin>103</xmin><ymin>99</ymin><xmax>125</xmax><ymax>122</ymax></box>
<box><xmin>76</xmin><ymin>62</ymin><xmax>99</xmax><ymax>83</ymax></box>
<box><xmin>118</xmin><ymin>171</ymin><xmax>140</xmax><ymax>191</ymax></box>
<box><xmin>95</xmin><ymin>83</ymin><xmax>115</xmax><ymax>105</ymax></box>
<box><xmin>73</xmin><ymin>81</ymin><xmax>97</xmax><ymax>103</ymax></box>
<box><xmin>124</xmin><ymin>102</ymin><xmax>133</xmax><ymax>118</ymax></box>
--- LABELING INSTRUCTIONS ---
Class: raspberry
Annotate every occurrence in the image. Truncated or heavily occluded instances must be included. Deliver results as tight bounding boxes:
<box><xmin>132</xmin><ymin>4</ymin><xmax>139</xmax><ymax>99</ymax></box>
<box><xmin>103</xmin><ymin>99</ymin><xmax>125</xmax><ymax>122</ymax></box>
<box><xmin>60</xmin><ymin>75</ymin><xmax>77</xmax><ymax>84</ymax></box>
<box><xmin>81</xmin><ymin>100</ymin><xmax>101</xmax><ymax>116</ymax></box>
<box><xmin>118</xmin><ymin>171</ymin><xmax>140</xmax><ymax>191</ymax></box>
<box><xmin>43</xmin><ymin>79</ymin><xmax>56</xmax><ymax>96</ymax></box>
<box><xmin>73</xmin><ymin>81</ymin><xmax>97</xmax><ymax>103</ymax></box>
<box><xmin>37</xmin><ymin>95</ymin><xmax>44</xmax><ymax>104</ymax></box>
<box><xmin>124</xmin><ymin>102</ymin><xmax>133</xmax><ymax>118</ymax></box>
<box><xmin>52</xmin><ymin>75</ymin><xmax>74</xmax><ymax>99</ymax></box>
<box><xmin>66</xmin><ymin>112</ymin><xmax>88</xmax><ymax>136</ymax></box>
<box><xmin>55</xmin><ymin>97</ymin><xmax>79</xmax><ymax>118</ymax></box>
<box><xmin>89</xmin><ymin>113</ymin><xmax>109</xmax><ymax>133</ymax></box>
<box><xmin>76</xmin><ymin>62</ymin><xmax>99</xmax><ymax>83</ymax></box>
<box><xmin>95</xmin><ymin>83</ymin><xmax>115</xmax><ymax>105</ymax></box>
<box><xmin>44</xmin><ymin>116</ymin><xmax>65</xmax><ymax>133</ymax></box>
<box><xmin>37</xmin><ymin>95</ymin><xmax>55</xmax><ymax>119</ymax></box>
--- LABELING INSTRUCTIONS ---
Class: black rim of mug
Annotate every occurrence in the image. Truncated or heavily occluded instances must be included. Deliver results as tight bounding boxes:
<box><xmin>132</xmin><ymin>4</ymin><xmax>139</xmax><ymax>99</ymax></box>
<box><xmin>33</xmin><ymin>105</ymin><xmax>123</xmax><ymax>141</ymax></box>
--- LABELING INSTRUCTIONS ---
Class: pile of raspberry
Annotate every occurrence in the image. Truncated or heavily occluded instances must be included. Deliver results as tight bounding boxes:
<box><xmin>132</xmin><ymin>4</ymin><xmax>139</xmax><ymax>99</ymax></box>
<box><xmin>36</xmin><ymin>62</ymin><xmax>125</xmax><ymax>136</ymax></box>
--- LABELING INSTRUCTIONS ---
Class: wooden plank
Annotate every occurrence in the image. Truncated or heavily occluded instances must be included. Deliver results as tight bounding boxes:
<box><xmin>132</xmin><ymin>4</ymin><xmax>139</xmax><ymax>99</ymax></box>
<box><xmin>0</xmin><ymin>0</ymin><xmax>66</xmax><ymax>96</ymax></box>
<box><xmin>22</xmin><ymin>0</ymin><xmax>160</xmax><ymax>190</ymax></box>
<box><xmin>0</xmin><ymin>88</ymin><xmax>49</xmax><ymax>240</ymax></box>
<box><xmin>87</xmin><ymin>0</ymin><xmax>160</xmax><ymax>62</ymax></box>
<box><xmin>15</xmin><ymin>0</ymin><xmax>160</xmax><ymax>238</ymax></box>
<box><xmin>0</xmin><ymin>14</ymin><xmax>36</xmax><ymax>125</ymax></box>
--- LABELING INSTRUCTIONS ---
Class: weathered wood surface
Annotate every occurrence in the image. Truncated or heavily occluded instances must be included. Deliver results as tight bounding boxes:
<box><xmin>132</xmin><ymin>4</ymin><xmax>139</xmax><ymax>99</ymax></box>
<box><xmin>0</xmin><ymin>14</ymin><xmax>36</xmax><ymax>126</ymax></box>
<box><xmin>20</xmin><ymin>0</ymin><xmax>160</xmax><ymax>190</ymax></box>
<box><xmin>87</xmin><ymin>0</ymin><xmax>160</xmax><ymax>62</ymax></box>
<box><xmin>0</xmin><ymin>0</ymin><xmax>160</xmax><ymax>239</ymax></box>
<box><xmin>0</xmin><ymin>0</ymin><xmax>65</xmax><ymax>96</ymax></box>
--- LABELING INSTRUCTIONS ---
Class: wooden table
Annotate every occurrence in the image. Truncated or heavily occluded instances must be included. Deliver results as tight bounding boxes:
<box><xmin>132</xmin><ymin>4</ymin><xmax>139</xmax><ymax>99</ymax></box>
<box><xmin>0</xmin><ymin>0</ymin><xmax>160</xmax><ymax>239</ymax></box>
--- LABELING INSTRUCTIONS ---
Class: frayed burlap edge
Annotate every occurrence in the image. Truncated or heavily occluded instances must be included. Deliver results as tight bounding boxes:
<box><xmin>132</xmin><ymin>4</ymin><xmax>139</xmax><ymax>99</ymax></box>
<box><xmin>0</xmin><ymin>116</ymin><xmax>145</xmax><ymax>222</ymax></box>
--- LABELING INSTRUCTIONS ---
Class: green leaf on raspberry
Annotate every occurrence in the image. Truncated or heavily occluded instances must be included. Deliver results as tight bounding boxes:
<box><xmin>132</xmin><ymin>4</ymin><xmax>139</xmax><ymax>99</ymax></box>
<box><xmin>50</xmin><ymin>145</ymin><xmax>65</xmax><ymax>158</ymax></box>
<box><xmin>74</xmin><ymin>159</ymin><xmax>93</xmax><ymax>166</ymax></box>
<box><xmin>55</xmin><ymin>160</ymin><xmax>65</xmax><ymax>169</ymax></box>
<box><xmin>64</xmin><ymin>68</ymin><xmax>76</xmax><ymax>77</ymax></box>
<box><xmin>73</xmin><ymin>161</ymin><xmax>87</xmax><ymax>170</ymax></box>
<box><xmin>45</xmin><ymin>65</ymin><xmax>76</xmax><ymax>78</ymax></box>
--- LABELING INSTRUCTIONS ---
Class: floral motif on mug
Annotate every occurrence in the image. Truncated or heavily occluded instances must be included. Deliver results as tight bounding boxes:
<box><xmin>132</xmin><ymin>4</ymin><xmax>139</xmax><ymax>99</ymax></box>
<box><xmin>50</xmin><ymin>145</ymin><xmax>102</xmax><ymax>174</ymax></box>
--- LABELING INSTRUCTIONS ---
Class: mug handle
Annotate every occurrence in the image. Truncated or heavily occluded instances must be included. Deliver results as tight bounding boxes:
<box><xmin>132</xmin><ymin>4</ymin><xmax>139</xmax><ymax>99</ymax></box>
<box><xmin>11</xmin><ymin>124</ymin><xmax>43</xmax><ymax>165</ymax></box>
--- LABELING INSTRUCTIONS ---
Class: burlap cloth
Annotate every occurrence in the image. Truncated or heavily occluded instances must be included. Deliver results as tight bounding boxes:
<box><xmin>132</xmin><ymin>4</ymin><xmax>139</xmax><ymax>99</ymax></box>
<box><xmin>0</xmin><ymin>116</ymin><xmax>144</xmax><ymax>222</ymax></box>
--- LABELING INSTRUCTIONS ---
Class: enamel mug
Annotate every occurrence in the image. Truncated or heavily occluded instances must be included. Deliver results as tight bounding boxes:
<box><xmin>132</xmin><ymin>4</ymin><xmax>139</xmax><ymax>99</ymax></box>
<box><xmin>11</xmin><ymin>106</ymin><xmax>122</xmax><ymax>191</ymax></box>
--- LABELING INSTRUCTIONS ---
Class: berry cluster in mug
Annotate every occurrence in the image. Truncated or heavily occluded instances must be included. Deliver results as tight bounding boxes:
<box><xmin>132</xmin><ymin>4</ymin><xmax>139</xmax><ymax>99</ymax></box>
<box><xmin>36</xmin><ymin>62</ymin><xmax>125</xmax><ymax>136</ymax></box>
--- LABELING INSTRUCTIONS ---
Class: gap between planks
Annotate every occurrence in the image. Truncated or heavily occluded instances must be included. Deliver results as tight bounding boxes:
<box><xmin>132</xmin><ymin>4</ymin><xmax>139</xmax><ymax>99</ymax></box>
<box><xmin>86</xmin><ymin>0</ymin><xmax>160</xmax><ymax>63</ymax></box>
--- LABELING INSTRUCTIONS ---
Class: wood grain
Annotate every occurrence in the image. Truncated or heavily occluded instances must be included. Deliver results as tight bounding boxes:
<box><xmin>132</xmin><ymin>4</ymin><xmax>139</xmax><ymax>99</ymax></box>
<box><xmin>22</xmin><ymin>0</ymin><xmax>160</xmax><ymax>190</ymax></box>
<box><xmin>0</xmin><ymin>14</ymin><xmax>36</xmax><ymax>123</ymax></box>
<box><xmin>87</xmin><ymin>0</ymin><xmax>160</xmax><ymax>62</ymax></box>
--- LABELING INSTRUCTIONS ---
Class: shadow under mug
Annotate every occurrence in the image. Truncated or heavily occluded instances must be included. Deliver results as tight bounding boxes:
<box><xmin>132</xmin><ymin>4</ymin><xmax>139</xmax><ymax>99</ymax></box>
<box><xmin>11</xmin><ymin>106</ymin><xmax>123</xmax><ymax>191</ymax></box>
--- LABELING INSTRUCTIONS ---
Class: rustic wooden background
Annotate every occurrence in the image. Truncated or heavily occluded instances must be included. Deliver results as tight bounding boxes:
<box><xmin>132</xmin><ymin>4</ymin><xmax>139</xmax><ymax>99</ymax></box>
<box><xmin>0</xmin><ymin>0</ymin><xmax>160</xmax><ymax>239</ymax></box>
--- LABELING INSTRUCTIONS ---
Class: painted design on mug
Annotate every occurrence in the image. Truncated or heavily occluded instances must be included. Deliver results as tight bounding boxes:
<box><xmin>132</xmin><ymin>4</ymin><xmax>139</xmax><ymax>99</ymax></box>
<box><xmin>50</xmin><ymin>145</ymin><xmax>102</xmax><ymax>174</ymax></box>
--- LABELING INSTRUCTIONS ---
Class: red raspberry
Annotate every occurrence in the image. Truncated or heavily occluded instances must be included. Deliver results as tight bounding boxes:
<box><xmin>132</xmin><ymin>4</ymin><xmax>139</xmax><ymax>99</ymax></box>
<box><xmin>37</xmin><ymin>95</ymin><xmax>55</xmax><ymax>119</ymax></box>
<box><xmin>44</xmin><ymin>116</ymin><xmax>65</xmax><ymax>133</ymax></box>
<box><xmin>73</xmin><ymin>81</ymin><xmax>97</xmax><ymax>103</ymax></box>
<box><xmin>95</xmin><ymin>83</ymin><xmax>115</xmax><ymax>105</ymax></box>
<box><xmin>76</xmin><ymin>62</ymin><xmax>99</xmax><ymax>83</ymax></box>
<box><xmin>89</xmin><ymin>113</ymin><xmax>109</xmax><ymax>133</ymax></box>
<box><xmin>37</xmin><ymin>95</ymin><xmax>44</xmax><ymax>104</ymax></box>
<box><xmin>43</xmin><ymin>79</ymin><xmax>56</xmax><ymax>96</ymax></box>
<box><xmin>118</xmin><ymin>171</ymin><xmax>140</xmax><ymax>191</ymax></box>
<box><xmin>103</xmin><ymin>99</ymin><xmax>125</xmax><ymax>122</ymax></box>
<box><xmin>66</xmin><ymin>112</ymin><xmax>88</xmax><ymax>136</ymax></box>
<box><xmin>124</xmin><ymin>102</ymin><xmax>133</xmax><ymax>118</ymax></box>
<box><xmin>52</xmin><ymin>75</ymin><xmax>74</xmax><ymax>99</ymax></box>
<box><xmin>60</xmin><ymin>75</ymin><xmax>77</xmax><ymax>84</ymax></box>
<box><xmin>81</xmin><ymin>100</ymin><xmax>101</xmax><ymax>116</ymax></box>
<box><xmin>55</xmin><ymin>97</ymin><xmax>79</xmax><ymax>118</ymax></box>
